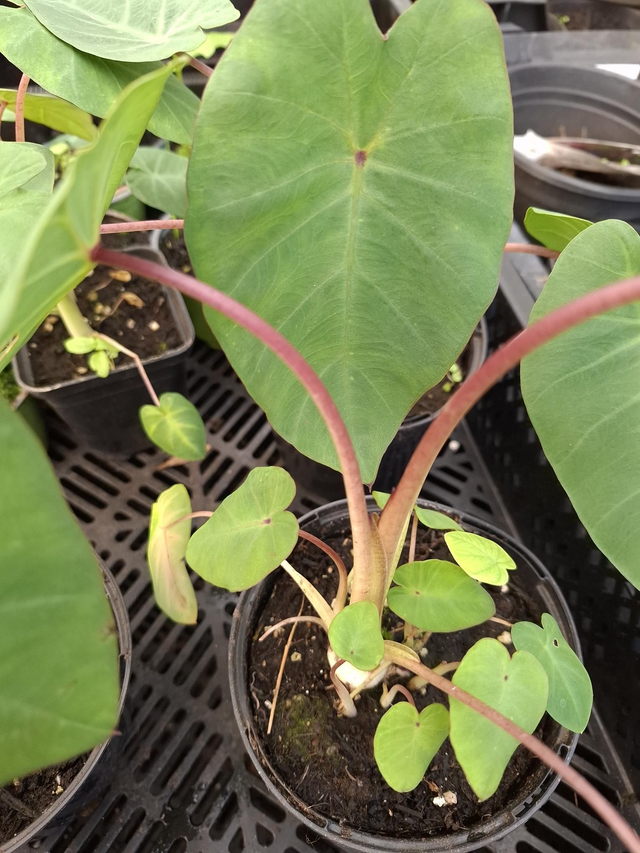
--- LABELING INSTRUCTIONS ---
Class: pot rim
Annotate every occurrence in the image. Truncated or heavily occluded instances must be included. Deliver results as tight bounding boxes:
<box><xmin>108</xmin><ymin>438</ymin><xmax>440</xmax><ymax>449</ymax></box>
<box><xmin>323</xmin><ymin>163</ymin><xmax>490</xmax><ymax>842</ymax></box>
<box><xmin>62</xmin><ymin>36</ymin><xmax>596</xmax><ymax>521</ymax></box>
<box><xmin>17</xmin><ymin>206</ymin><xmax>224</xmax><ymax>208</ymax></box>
<box><xmin>229</xmin><ymin>497</ymin><xmax>580</xmax><ymax>853</ymax></box>
<box><xmin>2</xmin><ymin>560</ymin><xmax>132</xmax><ymax>853</ymax></box>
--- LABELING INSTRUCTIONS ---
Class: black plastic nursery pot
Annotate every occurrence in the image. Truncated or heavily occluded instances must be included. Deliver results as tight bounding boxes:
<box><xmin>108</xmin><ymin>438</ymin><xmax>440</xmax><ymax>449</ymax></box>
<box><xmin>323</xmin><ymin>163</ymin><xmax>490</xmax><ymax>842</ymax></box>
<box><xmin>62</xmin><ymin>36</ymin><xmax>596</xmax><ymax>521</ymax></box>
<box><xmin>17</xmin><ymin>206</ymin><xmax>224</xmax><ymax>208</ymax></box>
<box><xmin>546</xmin><ymin>0</ymin><xmax>640</xmax><ymax>28</ymax></box>
<box><xmin>229</xmin><ymin>497</ymin><xmax>579</xmax><ymax>853</ymax></box>
<box><xmin>2</xmin><ymin>563</ymin><xmax>132</xmax><ymax>853</ymax></box>
<box><xmin>276</xmin><ymin>321</ymin><xmax>488</xmax><ymax>500</ymax></box>
<box><xmin>511</xmin><ymin>63</ymin><xmax>640</xmax><ymax>227</ymax></box>
<box><xmin>13</xmin><ymin>248</ymin><xmax>195</xmax><ymax>456</ymax></box>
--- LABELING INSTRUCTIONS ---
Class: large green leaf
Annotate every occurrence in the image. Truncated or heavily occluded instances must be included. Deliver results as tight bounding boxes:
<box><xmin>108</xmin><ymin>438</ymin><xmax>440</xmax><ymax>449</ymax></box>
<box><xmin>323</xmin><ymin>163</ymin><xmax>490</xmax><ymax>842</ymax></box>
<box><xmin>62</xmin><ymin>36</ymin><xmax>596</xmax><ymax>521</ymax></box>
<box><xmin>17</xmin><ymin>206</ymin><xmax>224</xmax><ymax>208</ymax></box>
<box><xmin>148</xmin><ymin>485</ymin><xmax>198</xmax><ymax>624</ymax></box>
<box><xmin>374</xmin><ymin>702</ymin><xmax>449</xmax><ymax>792</ymax></box>
<box><xmin>186</xmin><ymin>467</ymin><xmax>299</xmax><ymax>591</ymax></box>
<box><xmin>0</xmin><ymin>60</ymin><xmax>182</xmax><ymax>372</ymax></box>
<box><xmin>512</xmin><ymin>614</ymin><xmax>592</xmax><ymax>733</ymax></box>
<box><xmin>0</xmin><ymin>7</ymin><xmax>199</xmax><ymax>146</ymax></box>
<box><xmin>0</xmin><ymin>142</ymin><xmax>53</xmax><ymax>197</ymax></box>
<box><xmin>140</xmin><ymin>392</ymin><xmax>206</xmax><ymax>461</ymax></box>
<box><xmin>521</xmin><ymin>220</ymin><xmax>640</xmax><ymax>590</ymax></box>
<box><xmin>126</xmin><ymin>148</ymin><xmax>188</xmax><ymax>218</ymax></box>
<box><xmin>328</xmin><ymin>600</ymin><xmax>384</xmax><ymax>671</ymax></box>
<box><xmin>23</xmin><ymin>0</ymin><xmax>239</xmax><ymax>62</ymax></box>
<box><xmin>0</xmin><ymin>398</ymin><xmax>119</xmax><ymax>784</ymax></box>
<box><xmin>524</xmin><ymin>207</ymin><xmax>592</xmax><ymax>252</ymax></box>
<box><xmin>449</xmin><ymin>638</ymin><xmax>548</xmax><ymax>801</ymax></box>
<box><xmin>388</xmin><ymin>559</ymin><xmax>495</xmax><ymax>632</ymax></box>
<box><xmin>0</xmin><ymin>88</ymin><xmax>96</xmax><ymax>141</ymax></box>
<box><xmin>187</xmin><ymin>0</ymin><xmax>513</xmax><ymax>483</ymax></box>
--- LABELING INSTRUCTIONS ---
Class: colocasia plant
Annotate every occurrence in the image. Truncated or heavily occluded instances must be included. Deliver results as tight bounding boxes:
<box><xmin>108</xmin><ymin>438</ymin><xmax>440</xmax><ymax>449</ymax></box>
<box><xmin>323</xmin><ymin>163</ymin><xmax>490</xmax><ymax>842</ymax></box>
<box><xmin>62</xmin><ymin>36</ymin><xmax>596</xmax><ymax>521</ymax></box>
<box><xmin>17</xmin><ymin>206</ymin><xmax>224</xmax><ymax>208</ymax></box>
<box><xmin>3</xmin><ymin>0</ymin><xmax>640</xmax><ymax>850</ymax></box>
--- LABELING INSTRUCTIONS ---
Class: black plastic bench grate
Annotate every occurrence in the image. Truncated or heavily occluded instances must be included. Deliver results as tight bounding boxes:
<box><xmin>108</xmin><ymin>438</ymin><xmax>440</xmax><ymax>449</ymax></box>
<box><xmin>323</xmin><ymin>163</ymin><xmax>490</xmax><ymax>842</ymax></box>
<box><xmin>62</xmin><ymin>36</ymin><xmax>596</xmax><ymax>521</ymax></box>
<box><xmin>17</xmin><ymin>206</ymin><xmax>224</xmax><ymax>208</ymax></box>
<box><xmin>22</xmin><ymin>341</ymin><xmax>639</xmax><ymax>853</ymax></box>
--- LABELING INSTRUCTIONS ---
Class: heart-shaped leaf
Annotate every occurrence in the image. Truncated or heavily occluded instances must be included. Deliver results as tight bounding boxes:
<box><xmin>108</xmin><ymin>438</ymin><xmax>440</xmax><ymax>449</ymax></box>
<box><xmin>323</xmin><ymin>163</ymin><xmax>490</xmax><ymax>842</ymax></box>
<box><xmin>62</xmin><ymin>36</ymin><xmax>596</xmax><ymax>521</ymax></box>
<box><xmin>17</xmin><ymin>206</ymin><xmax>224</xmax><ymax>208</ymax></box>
<box><xmin>415</xmin><ymin>507</ymin><xmax>462</xmax><ymax>532</ymax></box>
<box><xmin>388</xmin><ymin>560</ymin><xmax>495</xmax><ymax>633</ymax></box>
<box><xmin>88</xmin><ymin>350</ymin><xmax>112</xmax><ymax>378</ymax></box>
<box><xmin>126</xmin><ymin>148</ymin><xmax>188</xmax><ymax>218</ymax></box>
<box><xmin>0</xmin><ymin>398</ymin><xmax>119</xmax><ymax>784</ymax></box>
<box><xmin>328</xmin><ymin>601</ymin><xmax>384</xmax><ymax>672</ymax></box>
<box><xmin>0</xmin><ymin>7</ymin><xmax>199</xmax><ymax>146</ymax></box>
<box><xmin>140</xmin><ymin>392</ymin><xmax>206</xmax><ymax>461</ymax></box>
<box><xmin>0</xmin><ymin>88</ymin><xmax>96</xmax><ymax>141</ymax></box>
<box><xmin>23</xmin><ymin>0</ymin><xmax>240</xmax><ymax>62</ymax></box>
<box><xmin>187</xmin><ymin>0</ymin><xmax>513</xmax><ymax>483</ymax></box>
<box><xmin>521</xmin><ymin>220</ymin><xmax>640</xmax><ymax>591</ymax></box>
<box><xmin>450</xmin><ymin>638</ymin><xmax>548</xmax><ymax>800</ymax></box>
<box><xmin>524</xmin><ymin>207</ymin><xmax>592</xmax><ymax>252</ymax></box>
<box><xmin>0</xmin><ymin>60</ymin><xmax>183</xmax><ymax>372</ymax></box>
<box><xmin>374</xmin><ymin>702</ymin><xmax>449</xmax><ymax>792</ymax></box>
<box><xmin>444</xmin><ymin>531</ymin><xmax>515</xmax><ymax>586</ymax></box>
<box><xmin>148</xmin><ymin>484</ymin><xmax>198</xmax><ymax>624</ymax></box>
<box><xmin>0</xmin><ymin>142</ymin><xmax>53</xmax><ymax>198</ymax></box>
<box><xmin>186</xmin><ymin>467</ymin><xmax>298</xmax><ymax>591</ymax></box>
<box><xmin>512</xmin><ymin>614</ymin><xmax>592</xmax><ymax>733</ymax></box>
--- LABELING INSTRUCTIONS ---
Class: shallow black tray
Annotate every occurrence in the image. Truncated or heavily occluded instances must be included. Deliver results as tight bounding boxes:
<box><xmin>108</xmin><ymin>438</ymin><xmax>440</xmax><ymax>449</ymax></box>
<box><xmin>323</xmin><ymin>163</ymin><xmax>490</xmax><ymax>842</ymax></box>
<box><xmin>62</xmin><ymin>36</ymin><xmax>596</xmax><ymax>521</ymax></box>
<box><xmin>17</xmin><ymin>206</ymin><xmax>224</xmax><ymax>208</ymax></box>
<box><xmin>22</xmin><ymin>343</ymin><xmax>640</xmax><ymax>853</ymax></box>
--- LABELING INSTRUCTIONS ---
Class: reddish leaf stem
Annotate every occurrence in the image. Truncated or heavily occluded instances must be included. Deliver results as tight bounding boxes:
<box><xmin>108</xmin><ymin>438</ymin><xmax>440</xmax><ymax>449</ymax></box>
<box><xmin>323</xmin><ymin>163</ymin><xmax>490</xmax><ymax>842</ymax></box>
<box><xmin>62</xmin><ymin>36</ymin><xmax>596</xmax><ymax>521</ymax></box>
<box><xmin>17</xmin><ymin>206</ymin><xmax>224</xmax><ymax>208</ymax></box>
<box><xmin>100</xmin><ymin>219</ymin><xmax>184</xmax><ymax>234</ymax></box>
<box><xmin>504</xmin><ymin>242</ymin><xmax>559</xmax><ymax>260</ymax></box>
<box><xmin>14</xmin><ymin>74</ymin><xmax>29</xmax><ymax>143</ymax></box>
<box><xmin>379</xmin><ymin>273</ymin><xmax>640</xmax><ymax>565</ymax></box>
<box><xmin>298</xmin><ymin>529</ymin><xmax>348</xmax><ymax>610</ymax></box>
<box><xmin>188</xmin><ymin>57</ymin><xmax>213</xmax><ymax>78</ymax></box>
<box><xmin>383</xmin><ymin>647</ymin><xmax>640</xmax><ymax>853</ymax></box>
<box><xmin>90</xmin><ymin>245</ymin><xmax>372</xmax><ymax>583</ymax></box>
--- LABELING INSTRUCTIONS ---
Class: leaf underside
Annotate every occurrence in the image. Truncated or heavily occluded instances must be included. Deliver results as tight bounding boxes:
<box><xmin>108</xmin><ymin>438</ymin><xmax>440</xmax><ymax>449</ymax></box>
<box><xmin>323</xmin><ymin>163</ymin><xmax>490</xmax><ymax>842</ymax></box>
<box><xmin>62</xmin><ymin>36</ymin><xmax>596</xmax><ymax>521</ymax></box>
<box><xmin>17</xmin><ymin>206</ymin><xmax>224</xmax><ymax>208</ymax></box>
<box><xmin>186</xmin><ymin>0</ymin><xmax>513</xmax><ymax>483</ymax></box>
<box><xmin>524</xmin><ymin>207</ymin><xmax>591</xmax><ymax>253</ymax></box>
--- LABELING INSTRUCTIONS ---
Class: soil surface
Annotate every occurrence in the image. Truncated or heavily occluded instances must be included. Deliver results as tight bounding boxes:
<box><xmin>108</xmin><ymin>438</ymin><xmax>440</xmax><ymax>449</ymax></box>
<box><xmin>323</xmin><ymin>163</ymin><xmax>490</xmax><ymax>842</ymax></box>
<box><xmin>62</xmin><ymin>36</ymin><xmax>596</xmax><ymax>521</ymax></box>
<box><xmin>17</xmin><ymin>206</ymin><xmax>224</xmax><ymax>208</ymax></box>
<box><xmin>100</xmin><ymin>215</ymin><xmax>150</xmax><ymax>251</ymax></box>
<box><xmin>249</xmin><ymin>522</ymin><xmax>557</xmax><ymax>841</ymax></box>
<box><xmin>407</xmin><ymin>338</ymin><xmax>476</xmax><ymax>421</ymax></box>
<box><xmin>28</xmin><ymin>266</ymin><xmax>182</xmax><ymax>387</ymax></box>
<box><xmin>159</xmin><ymin>232</ymin><xmax>193</xmax><ymax>276</ymax></box>
<box><xmin>0</xmin><ymin>757</ymin><xmax>85</xmax><ymax>845</ymax></box>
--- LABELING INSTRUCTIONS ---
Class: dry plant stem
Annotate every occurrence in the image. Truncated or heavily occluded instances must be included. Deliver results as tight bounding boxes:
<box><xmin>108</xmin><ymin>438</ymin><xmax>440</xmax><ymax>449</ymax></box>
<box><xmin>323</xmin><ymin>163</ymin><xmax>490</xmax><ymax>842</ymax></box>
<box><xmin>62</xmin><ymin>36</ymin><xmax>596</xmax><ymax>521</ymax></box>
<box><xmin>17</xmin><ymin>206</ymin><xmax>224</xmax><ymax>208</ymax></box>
<box><xmin>100</xmin><ymin>219</ymin><xmax>184</xmax><ymax>234</ymax></box>
<box><xmin>14</xmin><ymin>73</ymin><xmax>29</xmax><ymax>142</ymax></box>
<box><xmin>379</xmin><ymin>273</ymin><xmax>640</xmax><ymax>566</ymax></box>
<box><xmin>188</xmin><ymin>56</ymin><xmax>213</xmax><ymax>78</ymax></box>
<box><xmin>280</xmin><ymin>560</ymin><xmax>335</xmax><ymax>628</ymax></box>
<box><xmin>259</xmin><ymin>615</ymin><xmax>326</xmax><ymax>643</ymax></box>
<box><xmin>298</xmin><ymin>529</ymin><xmax>348</xmax><ymax>611</ymax></box>
<box><xmin>349</xmin><ymin>660</ymin><xmax>391</xmax><ymax>699</ymax></box>
<box><xmin>504</xmin><ymin>243</ymin><xmax>559</xmax><ymax>260</ymax></box>
<box><xmin>90</xmin><ymin>245</ymin><xmax>373</xmax><ymax>589</ymax></box>
<box><xmin>330</xmin><ymin>660</ymin><xmax>358</xmax><ymax>718</ymax></box>
<box><xmin>432</xmin><ymin>660</ymin><xmax>460</xmax><ymax>677</ymax></box>
<box><xmin>380</xmin><ymin>683</ymin><xmax>416</xmax><ymax>709</ymax></box>
<box><xmin>383</xmin><ymin>647</ymin><xmax>640</xmax><ymax>853</ymax></box>
<box><xmin>490</xmin><ymin>615</ymin><xmax>513</xmax><ymax>628</ymax></box>
<box><xmin>267</xmin><ymin>598</ymin><xmax>304</xmax><ymax>735</ymax></box>
<box><xmin>94</xmin><ymin>333</ymin><xmax>160</xmax><ymax>406</ymax></box>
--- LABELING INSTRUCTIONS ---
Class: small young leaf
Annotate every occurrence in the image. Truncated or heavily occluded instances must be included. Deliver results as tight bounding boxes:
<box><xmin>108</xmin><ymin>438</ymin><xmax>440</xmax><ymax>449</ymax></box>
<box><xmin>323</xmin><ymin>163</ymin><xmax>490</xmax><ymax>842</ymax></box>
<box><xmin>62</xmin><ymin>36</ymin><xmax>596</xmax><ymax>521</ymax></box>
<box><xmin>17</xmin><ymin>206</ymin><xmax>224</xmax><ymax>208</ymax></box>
<box><xmin>64</xmin><ymin>336</ymin><xmax>98</xmax><ymax>355</ymax></box>
<box><xmin>374</xmin><ymin>702</ymin><xmax>449</xmax><ymax>792</ymax></box>
<box><xmin>449</xmin><ymin>638</ymin><xmax>548</xmax><ymax>800</ymax></box>
<box><xmin>140</xmin><ymin>392</ymin><xmax>206</xmax><ymax>461</ymax></box>
<box><xmin>88</xmin><ymin>349</ymin><xmax>111</xmax><ymax>378</ymax></box>
<box><xmin>444</xmin><ymin>531</ymin><xmax>516</xmax><ymax>586</ymax></box>
<box><xmin>328</xmin><ymin>601</ymin><xmax>384</xmax><ymax>672</ymax></box>
<box><xmin>388</xmin><ymin>560</ymin><xmax>495</xmax><ymax>633</ymax></box>
<box><xmin>512</xmin><ymin>613</ymin><xmax>592</xmax><ymax>732</ymax></box>
<box><xmin>147</xmin><ymin>485</ymin><xmax>197</xmax><ymax>624</ymax></box>
<box><xmin>372</xmin><ymin>491</ymin><xmax>390</xmax><ymax>510</ymax></box>
<box><xmin>524</xmin><ymin>207</ymin><xmax>592</xmax><ymax>252</ymax></box>
<box><xmin>414</xmin><ymin>507</ymin><xmax>462</xmax><ymax>531</ymax></box>
<box><xmin>126</xmin><ymin>148</ymin><xmax>188</xmax><ymax>218</ymax></box>
<box><xmin>186</xmin><ymin>467</ymin><xmax>298</xmax><ymax>591</ymax></box>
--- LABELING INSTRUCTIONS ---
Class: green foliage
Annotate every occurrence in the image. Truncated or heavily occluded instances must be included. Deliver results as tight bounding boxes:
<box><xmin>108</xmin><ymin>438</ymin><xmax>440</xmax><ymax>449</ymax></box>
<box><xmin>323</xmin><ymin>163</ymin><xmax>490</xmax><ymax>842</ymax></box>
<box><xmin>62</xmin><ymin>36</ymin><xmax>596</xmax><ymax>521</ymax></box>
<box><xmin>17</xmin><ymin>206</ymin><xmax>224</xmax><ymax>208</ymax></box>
<box><xmin>140</xmin><ymin>392</ymin><xmax>206</xmax><ymax>461</ymax></box>
<box><xmin>374</xmin><ymin>702</ymin><xmax>449</xmax><ymax>792</ymax></box>
<box><xmin>88</xmin><ymin>350</ymin><xmax>111</xmax><ymax>378</ymax></box>
<box><xmin>0</xmin><ymin>142</ymin><xmax>54</xmax><ymax>197</ymax></box>
<box><xmin>0</xmin><ymin>7</ymin><xmax>199</xmax><ymax>145</ymax></box>
<box><xmin>186</xmin><ymin>467</ymin><xmax>299</xmax><ymax>591</ymax></box>
<box><xmin>189</xmin><ymin>30</ymin><xmax>234</xmax><ymax>59</ymax></box>
<box><xmin>449</xmin><ymin>638</ymin><xmax>548</xmax><ymax>800</ymax></box>
<box><xmin>126</xmin><ymin>148</ymin><xmax>188</xmax><ymax>218</ymax></box>
<box><xmin>512</xmin><ymin>614</ymin><xmax>592</xmax><ymax>732</ymax></box>
<box><xmin>0</xmin><ymin>88</ymin><xmax>97</xmax><ymax>141</ymax></box>
<box><xmin>0</xmin><ymin>366</ymin><xmax>20</xmax><ymax>404</ymax></box>
<box><xmin>524</xmin><ymin>207</ymin><xmax>592</xmax><ymax>252</ymax></box>
<box><xmin>0</xmin><ymin>60</ymin><xmax>181</xmax><ymax>372</ymax></box>
<box><xmin>444</xmin><ymin>531</ymin><xmax>516</xmax><ymax>586</ymax></box>
<box><xmin>414</xmin><ymin>507</ymin><xmax>462</xmax><ymax>531</ymax></box>
<box><xmin>187</xmin><ymin>0</ymin><xmax>513</xmax><ymax>483</ymax></box>
<box><xmin>147</xmin><ymin>485</ymin><xmax>198</xmax><ymax>624</ymax></box>
<box><xmin>521</xmin><ymin>220</ymin><xmax>640</xmax><ymax>591</ymax></box>
<box><xmin>0</xmin><ymin>398</ymin><xmax>119</xmax><ymax>784</ymax></box>
<box><xmin>388</xmin><ymin>559</ymin><xmax>495</xmax><ymax>632</ymax></box>
<box><xmin>328</xmin><ymin>601</ymin><xmax>385</xmax><ymax>672</ymax></box>
<box><xmin>23</xmin><ymin>0</ymin><xmax>239</xmax><ymax>61</ymax></box>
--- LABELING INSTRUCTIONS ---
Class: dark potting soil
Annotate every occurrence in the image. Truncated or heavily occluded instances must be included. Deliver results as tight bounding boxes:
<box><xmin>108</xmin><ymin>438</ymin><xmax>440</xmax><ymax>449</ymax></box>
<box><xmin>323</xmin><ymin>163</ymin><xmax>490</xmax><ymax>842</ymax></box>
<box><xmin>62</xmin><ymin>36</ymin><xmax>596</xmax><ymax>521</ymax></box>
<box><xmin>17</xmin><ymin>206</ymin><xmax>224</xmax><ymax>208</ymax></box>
<box><xmin>28</xmin><ymin>267</ymin><xmax>182</xmax><ymax>387</ymax></box>
<box><xmin>100</xmin><ymin>216</ymin><xmax>150</xmax><ymax>251</ymax></box>
<box><xmin>249</xmin><ymin>524</ymin><xmax>556</xmax><ymax>840</ymax></box>
<box><xmin>0</xmin><ymin>757</ymin><xmax>84</xmax><ymax>845</ymax></box>
<box><xmin>159</xmin><ymin>232</ymin><xmax>193</xmax><ymax>276</ymax></box>
<box><xmin>406</xmin><ymin>342</ymin><xmax>473</xmax><ymax>421</ymax></box>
